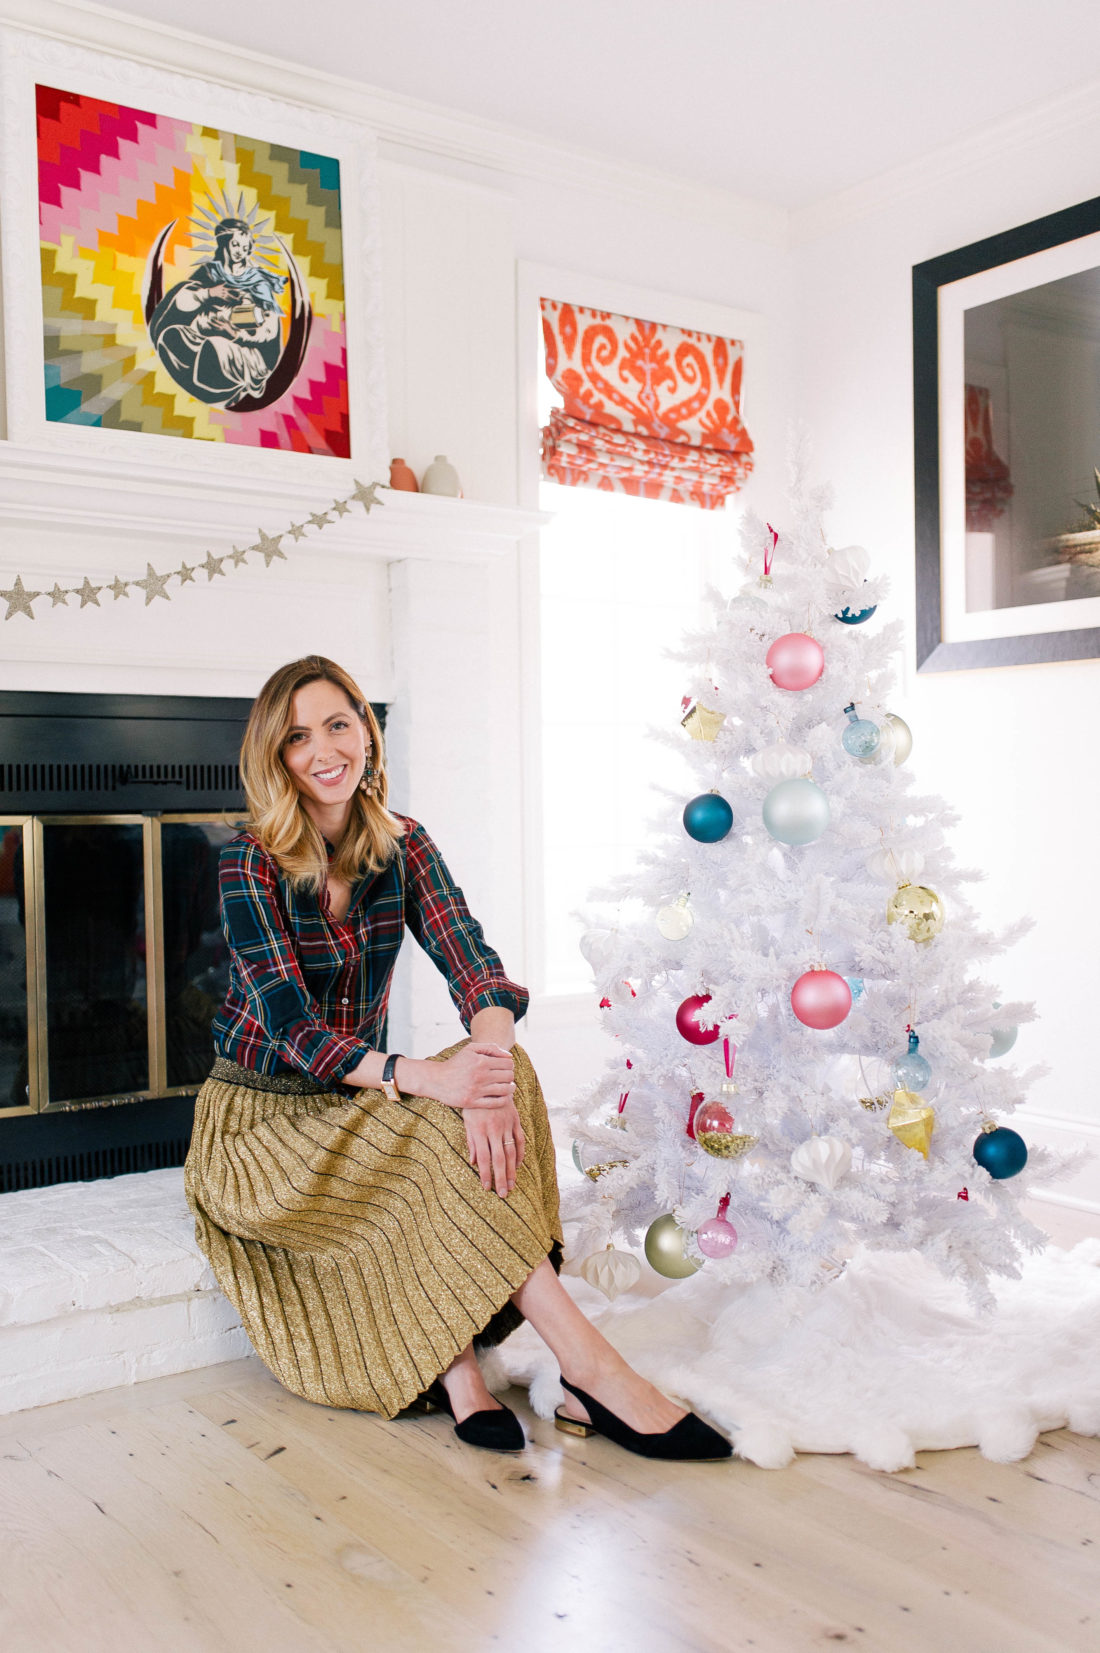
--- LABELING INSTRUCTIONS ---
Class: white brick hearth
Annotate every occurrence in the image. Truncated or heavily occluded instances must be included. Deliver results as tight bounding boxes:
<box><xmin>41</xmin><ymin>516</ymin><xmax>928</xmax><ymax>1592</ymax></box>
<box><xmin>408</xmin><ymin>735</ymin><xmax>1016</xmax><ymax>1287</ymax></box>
<box><xmin>0</xmin><ymin>1168</ymin><xmax>248</xmax><ymax>1416</ymax></box>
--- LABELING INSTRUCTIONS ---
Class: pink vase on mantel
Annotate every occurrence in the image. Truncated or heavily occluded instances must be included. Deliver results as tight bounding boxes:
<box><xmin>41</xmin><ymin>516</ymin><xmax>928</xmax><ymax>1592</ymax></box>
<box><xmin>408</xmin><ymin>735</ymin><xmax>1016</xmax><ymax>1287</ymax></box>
<box><xmin>388</xmin><ymin>457</ymin><xmax>419</xmax><ymax>492</ymax></box>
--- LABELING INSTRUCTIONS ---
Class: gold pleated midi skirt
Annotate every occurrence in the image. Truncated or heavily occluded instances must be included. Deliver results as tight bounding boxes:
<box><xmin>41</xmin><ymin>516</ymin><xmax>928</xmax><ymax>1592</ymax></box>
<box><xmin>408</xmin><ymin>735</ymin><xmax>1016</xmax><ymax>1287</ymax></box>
<box><xmin>184</xmin><ymin>1041</ymin><xmax>563</xmax><ymax>1418</ymax></box>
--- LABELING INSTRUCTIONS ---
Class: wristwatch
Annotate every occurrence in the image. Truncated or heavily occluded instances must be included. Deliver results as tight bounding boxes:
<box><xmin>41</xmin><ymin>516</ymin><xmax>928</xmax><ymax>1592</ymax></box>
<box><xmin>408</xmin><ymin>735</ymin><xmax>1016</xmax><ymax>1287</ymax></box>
<box><xmin>380</xmin><ymin>1053</ymin><xmax>403</xmax><ymax>1103</ymax></box>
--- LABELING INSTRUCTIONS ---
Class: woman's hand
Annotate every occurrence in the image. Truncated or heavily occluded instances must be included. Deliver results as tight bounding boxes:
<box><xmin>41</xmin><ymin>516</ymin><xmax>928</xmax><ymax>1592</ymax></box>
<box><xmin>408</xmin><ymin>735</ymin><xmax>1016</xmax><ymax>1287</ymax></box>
<box><xmin>427</xmin><ymin>1042</ymin><xmax>516</xmax><ymax>1111</ymax></box>
<box><xmin>464</xmin><ymin>1095</ymin><xmax>526</xmax><ymax>1198</ymax></box>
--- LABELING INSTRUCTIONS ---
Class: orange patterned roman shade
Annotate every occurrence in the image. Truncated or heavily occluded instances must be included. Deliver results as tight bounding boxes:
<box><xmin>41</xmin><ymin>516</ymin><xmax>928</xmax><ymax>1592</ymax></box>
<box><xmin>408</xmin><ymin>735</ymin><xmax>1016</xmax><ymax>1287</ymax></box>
<box><xmin>540</xmin><ymin>299</ymin><xmax>754</xmax><ymax>510</ymax></box>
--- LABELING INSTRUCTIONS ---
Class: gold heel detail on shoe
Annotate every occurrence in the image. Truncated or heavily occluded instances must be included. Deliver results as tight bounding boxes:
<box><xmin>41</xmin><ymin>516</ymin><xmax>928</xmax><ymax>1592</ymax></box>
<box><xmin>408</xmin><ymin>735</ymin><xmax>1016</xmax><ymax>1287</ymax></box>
<box><xmin>555</xmin><ymin>1406</ymin><xmax>596</xmax><ymax>1438</ymax></box>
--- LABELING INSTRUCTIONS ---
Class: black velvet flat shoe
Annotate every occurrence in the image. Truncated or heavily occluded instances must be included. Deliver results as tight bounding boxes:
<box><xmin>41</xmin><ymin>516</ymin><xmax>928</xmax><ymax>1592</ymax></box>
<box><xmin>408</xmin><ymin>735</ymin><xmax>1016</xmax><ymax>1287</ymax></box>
<box><xmin>425</xmin><ymin>1380</ymin><xmax>526</xmax><ymax>1453</ymax></box>
<box><xmin>555</xmin><ymin>1376</ymin><xmax>732</xmax><ymax>1462</ymax></box>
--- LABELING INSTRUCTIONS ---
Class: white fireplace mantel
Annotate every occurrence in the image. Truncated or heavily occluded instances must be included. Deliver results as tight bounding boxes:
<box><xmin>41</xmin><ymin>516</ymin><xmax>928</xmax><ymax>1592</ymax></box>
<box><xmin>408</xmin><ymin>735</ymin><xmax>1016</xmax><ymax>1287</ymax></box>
<box><xmin>0</xmin><ymin>442</ymin><xmax>548</xmax><ymax>567</ymax></box>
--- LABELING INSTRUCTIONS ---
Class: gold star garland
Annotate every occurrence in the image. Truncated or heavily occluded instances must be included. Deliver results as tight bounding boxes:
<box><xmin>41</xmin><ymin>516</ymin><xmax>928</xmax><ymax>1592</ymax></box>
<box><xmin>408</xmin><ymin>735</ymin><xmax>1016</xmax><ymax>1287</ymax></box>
<box><xmin>0</xmin><ymin>479</ymin><xmax>385</xmax><ymax>622</ymax></box>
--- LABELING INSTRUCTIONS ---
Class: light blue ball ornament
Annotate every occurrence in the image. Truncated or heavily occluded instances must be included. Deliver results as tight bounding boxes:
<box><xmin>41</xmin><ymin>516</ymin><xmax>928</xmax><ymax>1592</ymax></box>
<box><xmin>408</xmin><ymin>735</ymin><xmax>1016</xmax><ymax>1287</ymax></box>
<box><xmin>683</xmin><ymin>791</ymin><xmax>734</xmax><ymax>843</ymax></box>
<box><xmin>845</xmin><ymin>976</ymin><xmax>865</xmax><ymax>1003</ymax></box>
<box><xmin>762</xmin><ymin>777</ymin><xmax>830</xmax><ymax>846</ymax></box>
<box><xmin>973</xmin><ymin>1124</ymin><xmax>1028</xmax><ymax>1180</ymax></box>
<box><xmin>835</xmin><ymin>604</ymin><xmax>878</xmax><ymax>625</ymax></box>
<box><xmin>841</xmin><ymin>702</ymin><xmax>880</xmax><ymax>758</ymax></box>
<box><xmin>988</xmin><ymin>1004</ymin><xmax>1018</xmax><ymax>1058</ymax></box>
<box><xmin>893</xmin><ymin>1030</ymin><xmax>931</xmax><ymax>1093</ymax></box>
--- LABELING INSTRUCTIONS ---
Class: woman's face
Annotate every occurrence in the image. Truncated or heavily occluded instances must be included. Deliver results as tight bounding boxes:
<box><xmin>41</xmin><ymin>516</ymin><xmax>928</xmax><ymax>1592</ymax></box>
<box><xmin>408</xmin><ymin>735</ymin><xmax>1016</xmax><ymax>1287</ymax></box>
<box><xmin>282</xmin><ymin>679</ymin><xmax>368</xmax><ymax>815</ymax></box>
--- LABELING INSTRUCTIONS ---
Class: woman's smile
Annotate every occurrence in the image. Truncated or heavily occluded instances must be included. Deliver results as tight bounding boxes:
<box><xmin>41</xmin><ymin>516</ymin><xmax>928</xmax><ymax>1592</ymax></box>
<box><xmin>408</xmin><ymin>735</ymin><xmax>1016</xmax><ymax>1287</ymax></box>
<box><xmin>313</xmin><ymin>763</ymin><xmax>349</xmax><ymax>787</ymax></box>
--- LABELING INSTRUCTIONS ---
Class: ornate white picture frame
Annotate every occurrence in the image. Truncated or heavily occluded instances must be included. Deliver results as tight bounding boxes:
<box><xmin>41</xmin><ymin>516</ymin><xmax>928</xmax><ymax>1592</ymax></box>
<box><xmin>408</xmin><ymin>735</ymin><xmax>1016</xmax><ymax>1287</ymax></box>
<box><xmin>0</xmin><ymin>26</ymin><xmax>387</xmax><ymax>480</ymax></box>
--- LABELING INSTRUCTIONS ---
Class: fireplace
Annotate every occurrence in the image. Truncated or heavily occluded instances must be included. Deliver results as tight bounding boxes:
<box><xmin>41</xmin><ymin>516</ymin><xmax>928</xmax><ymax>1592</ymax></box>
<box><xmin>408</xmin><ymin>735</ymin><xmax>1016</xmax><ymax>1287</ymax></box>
<box><xmin>0</xmin><ymin>690</ymin><xmax>384</xmax><ymax>1191</ymax></box>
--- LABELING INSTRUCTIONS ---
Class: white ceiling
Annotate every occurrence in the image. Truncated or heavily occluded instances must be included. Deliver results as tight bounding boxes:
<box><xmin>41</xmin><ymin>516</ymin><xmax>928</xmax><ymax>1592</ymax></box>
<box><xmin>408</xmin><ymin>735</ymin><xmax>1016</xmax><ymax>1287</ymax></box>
<box><xmin>102</xmin><ymin>0</ymin><xmax>1100</xmax><ymax>209</ymax></box>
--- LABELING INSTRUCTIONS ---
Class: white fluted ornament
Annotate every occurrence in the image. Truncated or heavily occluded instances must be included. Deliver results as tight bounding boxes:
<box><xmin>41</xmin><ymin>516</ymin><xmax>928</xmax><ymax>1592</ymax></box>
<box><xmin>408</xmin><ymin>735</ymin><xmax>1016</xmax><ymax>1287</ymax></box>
<box><xmin>580</xmin><ymin>1246</ymin><xmax>643</xmax><ymax>1301</ymax></box>
<box><xmin>751</xmin><ymin>741</ymin><xmax>812</xmax><ymax>781</ymax></box>
<box><xmin>790</xmin><ymin>1135</ymin><xmax>853</xmax><ymax>1191</ymax></box>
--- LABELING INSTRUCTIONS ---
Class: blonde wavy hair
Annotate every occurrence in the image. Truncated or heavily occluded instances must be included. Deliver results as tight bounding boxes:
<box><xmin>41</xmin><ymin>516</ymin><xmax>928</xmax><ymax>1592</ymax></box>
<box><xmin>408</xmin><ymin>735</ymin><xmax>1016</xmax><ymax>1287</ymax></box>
<box><xmin>240</xmin><ymin>656</ymin><xmax>403</xmax><ymax>891</ymax></box>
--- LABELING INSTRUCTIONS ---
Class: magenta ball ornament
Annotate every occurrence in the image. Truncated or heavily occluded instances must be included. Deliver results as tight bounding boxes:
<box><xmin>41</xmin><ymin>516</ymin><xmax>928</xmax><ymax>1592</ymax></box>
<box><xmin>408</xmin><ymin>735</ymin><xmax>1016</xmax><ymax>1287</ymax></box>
<box><xmin>697</xmin><ymin>1215</ymin><xmax>739</xmax><ymax>1259</ymax></box>
<box><xmin>676</xmin><ymin>992</ymin><xmax>721</xmax><ymax>1045</ymax></box>
<box><xmin>766</xmin><ymin>632</ymin><xmax>825</xmax><ymax>691</ymax></box>
<box><xmin>790</xmin><ymin>969</ymin><xmax>852</xmax><ymax>1030</ymax></box>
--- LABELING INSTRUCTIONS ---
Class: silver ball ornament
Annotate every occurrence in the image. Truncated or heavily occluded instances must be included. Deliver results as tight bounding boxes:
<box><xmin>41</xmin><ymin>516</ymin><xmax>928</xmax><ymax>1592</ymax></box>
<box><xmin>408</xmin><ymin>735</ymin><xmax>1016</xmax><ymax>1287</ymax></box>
<box><xmin>644</xmin><ymin>1213</ymin><xmax>703</xmax><ymax>1280</ymax></box>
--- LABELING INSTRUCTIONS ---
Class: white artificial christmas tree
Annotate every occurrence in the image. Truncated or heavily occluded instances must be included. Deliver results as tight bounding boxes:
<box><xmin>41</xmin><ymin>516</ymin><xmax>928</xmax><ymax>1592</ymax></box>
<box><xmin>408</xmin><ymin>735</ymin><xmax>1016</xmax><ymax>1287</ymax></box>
<box><xmin>567</xmin><ymin>450</ymin><xmax>1061</xmax><ymax>1312</ymax></box>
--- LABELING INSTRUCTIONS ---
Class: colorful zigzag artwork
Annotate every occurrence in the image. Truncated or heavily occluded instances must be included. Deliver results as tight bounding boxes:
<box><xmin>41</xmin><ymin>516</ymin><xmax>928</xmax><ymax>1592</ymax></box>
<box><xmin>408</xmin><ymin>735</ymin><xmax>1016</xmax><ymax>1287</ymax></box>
<box><xmin>37</xmin><ymin>83</ymin><xmax>351</xmax><ymax>457</ymax></box>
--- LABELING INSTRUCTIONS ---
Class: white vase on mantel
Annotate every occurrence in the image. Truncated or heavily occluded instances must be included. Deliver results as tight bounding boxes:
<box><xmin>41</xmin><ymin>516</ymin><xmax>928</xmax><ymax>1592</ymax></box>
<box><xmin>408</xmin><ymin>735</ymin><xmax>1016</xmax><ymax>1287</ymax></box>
<box><xmin>420</xmin><ymin>454</ymin><xmax>462</xmax><ymax>497</ymax></box>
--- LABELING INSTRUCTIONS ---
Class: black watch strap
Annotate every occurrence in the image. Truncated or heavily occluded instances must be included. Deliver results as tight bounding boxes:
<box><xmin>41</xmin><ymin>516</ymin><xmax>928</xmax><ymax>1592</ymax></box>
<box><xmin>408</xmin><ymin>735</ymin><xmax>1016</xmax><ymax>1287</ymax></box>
<box><xmin>381</xmin><ymin>1053</ymin><xmax>403</xmax><ymax>1099</ymax></box>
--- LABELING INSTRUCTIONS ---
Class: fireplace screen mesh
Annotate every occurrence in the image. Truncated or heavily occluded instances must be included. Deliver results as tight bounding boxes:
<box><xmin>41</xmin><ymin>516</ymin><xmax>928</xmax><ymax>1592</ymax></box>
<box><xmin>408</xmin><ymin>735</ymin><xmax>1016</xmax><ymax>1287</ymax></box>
<box><xmin>163</xmin><ymin>821</ymin><xmax>236</xmax><ymax>1090</ymax></box>
<box><xmin>0</xmin><ymin>812</ymin><xmax>244</xmax><ymax>1114</ymax></box>
<box><xmin>0</xmin><ymin>824</ymin><xmax>29</xmax><ymax>1110</ymax></box>
<box><xmin>43</xmin><ymin>821</ymin><xmax>148</xmax><ymax>1105</ymax></box>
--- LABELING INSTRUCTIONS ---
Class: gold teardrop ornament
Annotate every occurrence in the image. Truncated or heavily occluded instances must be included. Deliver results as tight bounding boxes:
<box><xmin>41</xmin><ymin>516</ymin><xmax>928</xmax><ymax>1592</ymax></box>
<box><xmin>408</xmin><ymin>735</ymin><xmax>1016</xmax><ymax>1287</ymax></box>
<box><xmin>887</xmin><ymin>1089</ymin><xmax>935</xmax><ymax>1157</ymax></box>
<box><xmin>681</xmin><ymin>702</ymin><xmax>726</xmax><ymax>742</ymax></box>
<box><xmin>886</xmin><ymin>882</ymin><xmax>945</xmax><ymax>944</ymax></box>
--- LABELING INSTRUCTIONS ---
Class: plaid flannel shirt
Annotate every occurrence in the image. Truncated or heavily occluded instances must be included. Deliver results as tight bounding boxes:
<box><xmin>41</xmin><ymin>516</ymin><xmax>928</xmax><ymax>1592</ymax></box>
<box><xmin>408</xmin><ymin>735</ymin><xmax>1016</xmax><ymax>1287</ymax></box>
<box><xmin>210</xmin><ymin>816</ymin><xmax>527</xmax><ymax>1084</ymax></box>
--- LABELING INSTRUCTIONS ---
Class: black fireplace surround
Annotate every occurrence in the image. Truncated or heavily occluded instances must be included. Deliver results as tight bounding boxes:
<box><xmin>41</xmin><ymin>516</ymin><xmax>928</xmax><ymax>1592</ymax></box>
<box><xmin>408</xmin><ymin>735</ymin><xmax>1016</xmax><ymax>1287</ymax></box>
<box><xmin>0</xmin><ymin>690</ymin><xmax>385</xmax><ymax>1191</ymax></box>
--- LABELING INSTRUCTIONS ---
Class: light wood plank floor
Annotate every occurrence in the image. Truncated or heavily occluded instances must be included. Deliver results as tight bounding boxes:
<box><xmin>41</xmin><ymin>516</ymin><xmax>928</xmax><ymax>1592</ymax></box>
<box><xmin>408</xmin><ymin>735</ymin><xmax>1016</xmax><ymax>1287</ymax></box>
<box><xmin>1</xmin><ymin>1355</ymin><xmax>1097</xmax><ymax>1653</ymax></box>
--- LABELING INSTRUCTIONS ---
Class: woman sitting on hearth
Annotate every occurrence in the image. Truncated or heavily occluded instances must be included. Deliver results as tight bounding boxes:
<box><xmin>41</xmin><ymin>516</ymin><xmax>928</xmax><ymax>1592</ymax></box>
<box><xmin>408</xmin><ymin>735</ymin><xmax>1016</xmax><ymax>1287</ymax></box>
<box><xmin>185</xmin><ymin>655</ymin><xmax>730</xmax><ymax>1461</ymax></box>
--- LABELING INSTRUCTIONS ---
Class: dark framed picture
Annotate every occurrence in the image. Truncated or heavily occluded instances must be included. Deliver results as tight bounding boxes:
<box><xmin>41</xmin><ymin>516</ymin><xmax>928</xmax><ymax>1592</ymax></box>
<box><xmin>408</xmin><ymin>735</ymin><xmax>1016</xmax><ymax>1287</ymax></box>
<box><xmin>913</xmin><ymin>195</ymin><xmax>1100</xmax><ymax>671</ymax></box>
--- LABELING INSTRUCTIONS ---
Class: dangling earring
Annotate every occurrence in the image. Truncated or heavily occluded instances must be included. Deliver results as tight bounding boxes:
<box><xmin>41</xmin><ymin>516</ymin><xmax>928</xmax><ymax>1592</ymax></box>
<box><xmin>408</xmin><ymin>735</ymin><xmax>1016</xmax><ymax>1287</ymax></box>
<box><xmin>360</xmin><ymin>750</ymin><xmax>378</xmax><ymax>795</ymax></box>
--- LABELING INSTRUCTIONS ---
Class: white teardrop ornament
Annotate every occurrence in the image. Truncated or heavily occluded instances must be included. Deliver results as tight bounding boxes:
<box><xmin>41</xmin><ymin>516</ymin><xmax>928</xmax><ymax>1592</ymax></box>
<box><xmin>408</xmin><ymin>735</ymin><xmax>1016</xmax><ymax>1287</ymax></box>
<box><xmin>866</xmin><ymin>847</ymin><xmax>925</xmax><ymax>885</ymax></box>
<box><xmin>825</xmin><ymin>544</ymin><xmax>871</xmax><ymax>591</ymax></box>
<box><xmin>580</xmin><ymin>1246</ymin><xmax>643</xmax><ymax>1301</ymax></box>
<box><xmin>579</xmin><ymin>927</ymin><xmax>621</xmax><ymax>974</ymax></box>
<box><xmin>751</xmin><ymin>741</ymin><xmax>812</xmax><ymax>781</ymax></box>
<box><xmin>790</xmin><ymin>1135</ymin><xmax>853</xmax><ymax>1191</ymax></box>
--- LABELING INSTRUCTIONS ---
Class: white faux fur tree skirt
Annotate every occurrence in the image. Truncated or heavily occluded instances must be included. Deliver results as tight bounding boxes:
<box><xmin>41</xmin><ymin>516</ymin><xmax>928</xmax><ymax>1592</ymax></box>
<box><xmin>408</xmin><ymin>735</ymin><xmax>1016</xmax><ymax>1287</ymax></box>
<box><xmin>483</xmin><ymin>1239</ymin><xmax>1100</xmax><ymax>1472</ymax></box>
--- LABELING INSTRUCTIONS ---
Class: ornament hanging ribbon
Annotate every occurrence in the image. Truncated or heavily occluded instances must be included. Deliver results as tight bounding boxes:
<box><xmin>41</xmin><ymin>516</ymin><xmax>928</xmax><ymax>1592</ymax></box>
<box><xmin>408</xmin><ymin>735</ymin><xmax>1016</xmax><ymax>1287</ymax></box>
<box><xmin>1</xmin><ymin>479</ymin><xmax>387</xmax><ymax>621</ymax></box>
<box><xmin>764</xmin><ymin>523</ymin><xmax>778</xmax><ymax>577</ymax></box>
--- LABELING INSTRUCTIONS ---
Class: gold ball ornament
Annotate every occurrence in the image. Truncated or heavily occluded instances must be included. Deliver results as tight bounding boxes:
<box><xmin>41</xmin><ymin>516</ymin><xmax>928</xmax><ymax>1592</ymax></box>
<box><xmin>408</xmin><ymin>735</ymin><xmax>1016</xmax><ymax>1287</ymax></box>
<box><xmin>887</xmin><ymin>881</ymin><xmax>945</xmax><ymax>944</ymax></box>
<box><xmin>579</xmin><ymin>1245</ymin><xmax>643</xmax><ymax>1301</ymax></box>
<box><xmin>887</xmin><ymin>1089</ymin><xmax>936</xmax><ymax>1157</ymax></box>
<box><xmin>883</xmin><ymin>712</ymin><xmax>913</xmax><ymax>765</ymax></box>
<box><xmin>644</xmin><ymin>1213</ymin><xmax>704</xmax><ymax>1279</ymax></box>
<box><xmin>655</xmin><ymin>895</ymin><xmax>694</xmax><ymax>941</ymax></box>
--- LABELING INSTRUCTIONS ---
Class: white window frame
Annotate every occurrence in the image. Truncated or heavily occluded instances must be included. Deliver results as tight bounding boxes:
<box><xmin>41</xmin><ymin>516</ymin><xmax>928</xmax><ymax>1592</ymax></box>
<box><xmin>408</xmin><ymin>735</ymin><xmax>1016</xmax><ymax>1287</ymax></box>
<box><xmin>514</xmin><ymin>260</ymin><xmax>771</xmax><ymax>1005</ymax></box>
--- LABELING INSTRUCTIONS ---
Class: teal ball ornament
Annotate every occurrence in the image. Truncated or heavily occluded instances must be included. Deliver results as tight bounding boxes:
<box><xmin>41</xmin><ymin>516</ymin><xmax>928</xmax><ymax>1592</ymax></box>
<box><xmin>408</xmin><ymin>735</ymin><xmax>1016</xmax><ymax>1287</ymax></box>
<box><xmin>683</xmin><ymin>791</ymin><xmax>734</xmax><ymax>843</ymax></box>
<box><xmin>762</xmin><ymin>777</ymin><xmax>830</xmax><ymax>845</ymax></box>
<box><xmin>835</xmin><ymin>604</ymin><xmax>877</xmax><ymax>625</ymax></box>
<box><xmin>893</xmin><ymin>1031</ymin><xmax>932</xmax><ymax>1093</ymax></box>
<box><xmin>644</xmin><ymin>1213</ymin><xmax>703</xmax><ymax>1280</ymax></box>
<box><xmin>845</xmin><ymin>976</ymin><xmax>865</xmax><ymax>1003</ymax></box>
<box><xmin>973</xmin><ymin>1125</ymin><xmax>1028</xmax><ymax>1180</ymax></box>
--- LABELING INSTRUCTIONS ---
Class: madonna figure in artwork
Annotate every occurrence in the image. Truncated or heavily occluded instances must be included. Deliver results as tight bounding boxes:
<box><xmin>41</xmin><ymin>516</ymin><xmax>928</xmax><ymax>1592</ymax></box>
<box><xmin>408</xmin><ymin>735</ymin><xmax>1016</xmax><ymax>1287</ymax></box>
<box><xmin>184</xmin><ymin>656</ymin><xmax>731</xmax><ymax>1462</ymax></box>
<box><xmin>145</xmin><ymin>196</ymin><xmax>311</xmax><ymax>412</ymax></box>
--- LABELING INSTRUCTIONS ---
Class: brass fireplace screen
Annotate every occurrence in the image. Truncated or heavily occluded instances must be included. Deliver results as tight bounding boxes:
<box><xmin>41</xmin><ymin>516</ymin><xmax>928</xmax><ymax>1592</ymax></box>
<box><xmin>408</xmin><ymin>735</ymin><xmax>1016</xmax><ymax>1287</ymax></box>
<box><xmin>0</xmin><ymin>812</ymin><xmax>244</xmax><ymax>1116</ymax></box>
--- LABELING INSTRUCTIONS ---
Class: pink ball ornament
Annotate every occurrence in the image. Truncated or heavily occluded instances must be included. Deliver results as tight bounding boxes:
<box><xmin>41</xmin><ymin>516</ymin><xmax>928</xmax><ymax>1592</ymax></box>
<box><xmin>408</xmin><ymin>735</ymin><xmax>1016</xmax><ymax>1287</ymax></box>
<box><xmin>676</xmin><ymin>992</ymin><xmax>721</xmax><ymax>1045</ymax></box>
<box><xmin>697</xmin><ymin>1195</ymin><xmax>738</xmax><ymax>1260</ymax></box>
<box><xmin>767</xmin><ymin>632</ymin><xmax>825</xmax><ymax>691</ymax></box>
<box><xmin>790</xmin><ymin>969</ymin><xmax>852</xmax><ymax>1030</ymax></box>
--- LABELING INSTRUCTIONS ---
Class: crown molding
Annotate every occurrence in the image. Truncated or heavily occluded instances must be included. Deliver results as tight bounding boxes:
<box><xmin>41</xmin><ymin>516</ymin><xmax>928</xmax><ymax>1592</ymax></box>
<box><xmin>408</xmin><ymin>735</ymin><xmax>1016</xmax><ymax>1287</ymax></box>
<box><xmin>0</xmin><ymin>0</ymin><xmax>788</xmax><ymax>245</ymax></box>
<box><xmin>790</xmin><ymin>74</ymin><xmax>1100</xmax><ymax>246</ymax></box>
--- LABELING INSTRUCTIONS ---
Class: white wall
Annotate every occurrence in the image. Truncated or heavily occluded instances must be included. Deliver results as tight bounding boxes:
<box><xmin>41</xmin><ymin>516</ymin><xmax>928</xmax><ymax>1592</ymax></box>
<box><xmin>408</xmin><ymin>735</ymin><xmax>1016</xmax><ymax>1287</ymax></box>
<box><xmin>0</xmin><ymin>7</ymin><xmax>795</xmax><ymax>1106</ymax></box>
<box><xmin>792</xmin><ymin>121</ymin><xmax>1100</xmax><ymax>1213</ymax></box>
